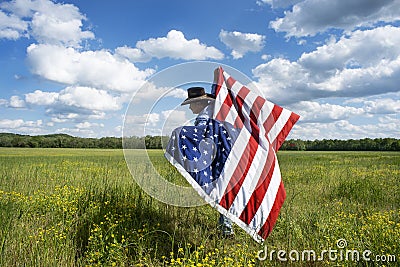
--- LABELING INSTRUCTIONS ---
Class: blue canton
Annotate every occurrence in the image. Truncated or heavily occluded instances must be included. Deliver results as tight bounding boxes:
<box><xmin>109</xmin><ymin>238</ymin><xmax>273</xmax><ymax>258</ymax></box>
<box><xmin>166</xmin><ymin>119</ymin><xmax>237</xmax><ymax>186</ymax></box>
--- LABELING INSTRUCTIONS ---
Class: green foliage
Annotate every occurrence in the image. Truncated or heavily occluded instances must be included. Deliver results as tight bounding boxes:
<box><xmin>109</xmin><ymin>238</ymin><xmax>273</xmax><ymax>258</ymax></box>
<box><xmin>0</xmin><ymin>133</ymin><xmax>169</xmax><ymax>149</ymax></box>
<box><xmin>282</xmin><ymin>138</ymin><xmax>400</xmax><ymax>151</ymax></box>
<box><xmin>0</xmin><ymin>149</ymin><xmax>399</xmax><ymax>266</ymax></box>
<box><xmin>1</xmin><ymin>132</ymin><xmax>398</xmax><ymax>151</ymax></box>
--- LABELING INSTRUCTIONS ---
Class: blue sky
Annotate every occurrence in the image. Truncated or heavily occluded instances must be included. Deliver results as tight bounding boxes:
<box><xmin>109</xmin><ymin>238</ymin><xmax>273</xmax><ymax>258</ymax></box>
<box><xmin>0</xmin><ymin>0</ymin><xmax>399</xmax><ymax>140</ymax></box>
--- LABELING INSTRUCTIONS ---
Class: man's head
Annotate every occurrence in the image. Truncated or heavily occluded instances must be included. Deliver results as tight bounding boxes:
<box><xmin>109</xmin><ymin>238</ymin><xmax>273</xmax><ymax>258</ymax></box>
<box><xmin>181</xmin><ymin>87</ymin><xmax>214</xmax><ymax>114</ymax></box>
<box><xmin>188</xmin><ymin>100</ymin><xmax>209</xmax><ymax>114</ymax></box>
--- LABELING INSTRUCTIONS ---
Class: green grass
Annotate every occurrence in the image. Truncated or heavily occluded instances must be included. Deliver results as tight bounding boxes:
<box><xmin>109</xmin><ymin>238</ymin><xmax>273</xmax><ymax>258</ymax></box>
<box><xmin>0</xmin><ymin>148</ymin><xmax>399</xmax><ymax>266</ymax></box>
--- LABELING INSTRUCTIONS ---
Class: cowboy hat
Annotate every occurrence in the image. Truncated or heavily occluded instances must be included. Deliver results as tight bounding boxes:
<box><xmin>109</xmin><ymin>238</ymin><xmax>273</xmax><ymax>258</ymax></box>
<box><xmin>181</xmin><ymin>87</ymin><xmax>215</xmax><ymax>105</ymax></box>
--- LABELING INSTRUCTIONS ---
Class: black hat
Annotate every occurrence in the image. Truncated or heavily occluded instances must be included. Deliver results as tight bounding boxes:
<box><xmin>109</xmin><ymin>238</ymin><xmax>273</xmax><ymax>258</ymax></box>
<box><xmin>181</xmin><ymin>87</ymin><xmax>215</xmax><ymax>106</ymax></box>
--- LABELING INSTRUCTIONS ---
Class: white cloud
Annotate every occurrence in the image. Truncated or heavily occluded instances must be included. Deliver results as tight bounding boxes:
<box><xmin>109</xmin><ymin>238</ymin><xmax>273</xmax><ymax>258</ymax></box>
<box><xmin>253</xmin><ymin>26</ymin><xmax>400</xmax><ymax>104</ymax></box>
<box><xmin>292</xmin><ymin>118</ymin><xmax>400</xmax><ymax>140</ymax></box>
<box><xmin>9</xmin><ymin>95</ymin><xmax>25</xmax><ymax>108</ymax></box>
<box><xmin>25</xmin><ymin>87</ymin><xmax>121</xmax><ymax>111</ymax></box>
<box><xmin>363</xmin><ymin>98</ymin><xmax>400</xmax><ymax>114</ymax></box>
<box><xmin>58</xmin><ymin>86</ymin><xmax>121</xmax><ymax>111</ymax></box>
<box><xmin>30</xmin><ymin>11</ymin><xmax>94</xmax><ymax>47</ymax></box>
<box><xmin>115</xmin><ymin>46</ymin><xmax>151</xmax><ymax>63</ymax></box>
<box><xmin>116</xmin><ymin>30</ymin><xmax>225</xmax><ymax>62</ymax></box>
<box><xmin>50</xmin><ymin>114</ymin><xmax>78</xmax><ymax>123</ymax></box>
<box><xmin>0</xmin><ymin>118</ymin><xmax>43</xmax><ymax>134</ymax></box>
<box><xmin>57</xmin><ymin>122</ymin><xmax>118</xmax><ymax>138</ymax></box>
<box><xmin>270</xmin><ymin>0</ymin><xmax>400</xmax><ymax>37</ymax></box>
<box><xmin>88</xmin><ymin>111</ymin><xmax>106</xmax><ymax>120</ymax></box>
<box><xmin>0</xmin><ymin>99</ymin><xmax>8</xmax><ymax>106</ymax></box>
<box><xmin>135</xmin><ymin>30</ymin><xmax>224</xmax><ymax>60</ymax></box>
<box><xmin>75</xmin><ymin>121</ymin><xmax>104</xmax><ymax>129</ymax></box>
<box><xmin>219</xmin><ymin>30</ymin><xmax>265</xmax><ymax>59</ymax></box>
<box><xmin>253</xmin><ymin>58</ymin><xmax>314</xmax><ymax>104</ymax></box>
<box><xmin>312</xmin><ymin>57</ymin><xmax>400</xmax><ymax>95</ymax></box>
<box><xmin>261</xmin><ymin>54</ymin><xmax>271</xmax><ymax>61</ymax></box>
<box><xmin>0</xmin><ymin>119</ymin><xmax>25</xmax><ymax>129</ymax></box>
<box><xmin>0</xmin><ymin>0</ymin><xmax>94</xmax><ymax>46</ymax></box>
<box><xmin>299</xmin><ymin>26</ymin><xmax>400</xmax><ymax>74</ymax></box>
<box><xmin>131</xmin><ymin>82</ymin><xmax>186</xmax><ymax>103</ymax></box>
<box><xmin>161</xmin><ymin>109</ymin><xmax>187</xmax><ymax>121</ymax></box>
<box><xmin>24</xmin><ymin>86</ymin><xmax>121</xmax><ymax>124</ymax></box>
<box><xmin>0</xmin><ymin>10</ymin><xmax>28</xmax><ymax>39</ymax></box>
<box><xmin>125</xmin><ymin>113</ymin><xmax>160</xmax><ymax>127</ymax></box>
<box><xmin>291</xmin><ymin>101</ymin><xmax>364</xmax><ymax>123</ymax></box>
<box><xmin>55</xmin><ymin>127</ymin><xmax>96</xmax><ymax>138</ymax></box>
<box><xmin>257</xmin><ymin>0</ymin><xmax>302</xmax><ymax>8</ymax></box>
<box><xmin>123</xmin><ymin>113</ymin><xmax>162</xmax><ymax>136</ymax></box>
<box><xmin>46</xmin><ymin>108</ymin><xmax>108</xmax><ymax>123</ymax></box>
<box><xmin>25</xmin><ymin>90</ymin><xmax>59</xmax><ymax>105</ymax></box>
<box><xmin>27</xmin><ymin>44</ymin><xmax>154</xmax><ymax>92</ymax></box>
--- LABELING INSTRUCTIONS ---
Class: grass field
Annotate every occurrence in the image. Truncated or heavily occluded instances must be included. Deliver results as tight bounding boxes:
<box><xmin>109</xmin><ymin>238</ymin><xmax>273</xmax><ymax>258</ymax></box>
<box><xmin>0</xmin><ymin>148</ymin><xmax>399</xmax><ymax>266</ymax></box>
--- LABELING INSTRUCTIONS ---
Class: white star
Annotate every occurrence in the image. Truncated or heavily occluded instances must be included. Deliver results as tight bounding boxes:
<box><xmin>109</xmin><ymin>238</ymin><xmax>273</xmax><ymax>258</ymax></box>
<box><xmin>181</xmin><ymin>135</ymin><xmax>186</xmax><ymax>139</ymax></box>
<box><xmin>193</xmin><ymin>168</ymin><xmax>198</xmax><ymax>173</ymax></box>
<box><xmin>214</xmin><ymin>134</ymin><xmax>218</xmax><ymax>138</ymax></box>
<box><xmin>223</xmin><ymin>130</ymin><xmax>227</xmax><ymax>134</ymax></box>
<box><xmin>193</xmin><ymin>138</ymin><xmax>198</xmax><ymax>142</ymax></box>
<box><xmin>203</xmin><ymin>160</ymin><xmax>207</xmax><ymax>165</ymax></box>
<box><xmin>192</xmin><ymin>147</ymin><xmax>198</xmax><ymax>152</ymax></box>
<box><xmin>181</xmin><ymin>145</ymin><xmax>187</xmax><ymax>150</ymax></box>
<box><xmin>171</xmin><ymin>147</ymin><xmax>175</xmax><ymax>151</ymax></box>
<box><xmin>172</xmin><ymin>135</ymin><xmax>176</xmax><ymax>140</ymax></box>
<box><xmin>182</xmin><ymin>128</ymin><xmax>187</xmax><ymax>132</ymax></box>
<box><xmin>193</xmin><ymin>157</ymin><xmax>198</xmax><ymax>162</ymax></box>
<box><xmin>182</xmin><ymin>155</ymin><xmax>187</xmax><ymax>161</ymax></box>
<box><xmin>203</xmin><ymin>171</ymin><xmax>208</xmax><ymax>176</ymax></box>
<box><xmin>194</xmin><ymin>128</ymin><xmax>198</xmax><ymax>133</ymax></box>
<box><xmin>219</xmin><ymin>123</ymin><xmax>223</xmax><ymax>127</ymax></box>
<box><xmin>203</xmin><ymin>150</ymin><xmax>208</xmax><ymax>155</ymax></box>
<box><xmin>227</xmin><ymin>137</ymin><xmax>231</xmax><ymax>140</ymax></box>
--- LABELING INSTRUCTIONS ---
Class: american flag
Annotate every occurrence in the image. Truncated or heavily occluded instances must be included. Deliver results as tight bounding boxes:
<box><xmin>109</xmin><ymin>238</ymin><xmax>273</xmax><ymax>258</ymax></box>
<box><xmin>165</xmin><ymin>67</ymin><xmax>300</xmax><ymax>242</ymax></box>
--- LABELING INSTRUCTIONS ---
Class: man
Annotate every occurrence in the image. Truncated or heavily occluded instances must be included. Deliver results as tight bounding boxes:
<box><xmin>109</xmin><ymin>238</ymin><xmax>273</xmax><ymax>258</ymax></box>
<box><xmin>181</xmin><ymin>86</ymin><xmax>235</xmax><ymax>237</ymax></box>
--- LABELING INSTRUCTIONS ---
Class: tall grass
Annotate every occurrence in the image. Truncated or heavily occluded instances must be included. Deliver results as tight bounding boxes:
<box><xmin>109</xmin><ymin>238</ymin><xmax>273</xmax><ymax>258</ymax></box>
<box><xmin>0</xmin><ymin>148</ymin><xmax>398</xmax><ymax>266</ymax></box>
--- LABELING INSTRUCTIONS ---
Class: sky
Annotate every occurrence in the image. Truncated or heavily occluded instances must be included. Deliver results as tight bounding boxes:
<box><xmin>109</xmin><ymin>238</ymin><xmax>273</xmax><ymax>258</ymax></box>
<box><xmin>0</xmin><ymin>0</ymin><xmax>399</xmax><ymax>140</ymax></box>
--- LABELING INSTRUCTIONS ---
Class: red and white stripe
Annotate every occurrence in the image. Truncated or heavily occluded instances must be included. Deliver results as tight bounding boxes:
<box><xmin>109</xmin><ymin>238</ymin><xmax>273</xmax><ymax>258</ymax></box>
<box><xmin>212</xmin><ymin>67</ymin><xmax>299</xmax><ymax>242</ymax></box>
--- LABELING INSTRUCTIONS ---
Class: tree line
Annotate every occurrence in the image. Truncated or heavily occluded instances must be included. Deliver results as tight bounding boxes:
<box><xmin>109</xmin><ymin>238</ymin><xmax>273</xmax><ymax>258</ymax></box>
<box><xmin>0</xmin><ymin>133</ymin><xmax>169</xmax><ymax>149</ymax></box>
<box><xmin>280</xmin><ymin>138</ymin><xmax>400</xmax><ymax>151</ymax></box>
<box><xmin>0</xmin><ymin>133</ymin><xmax>399</xmax><ymax>151</ymax></box>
